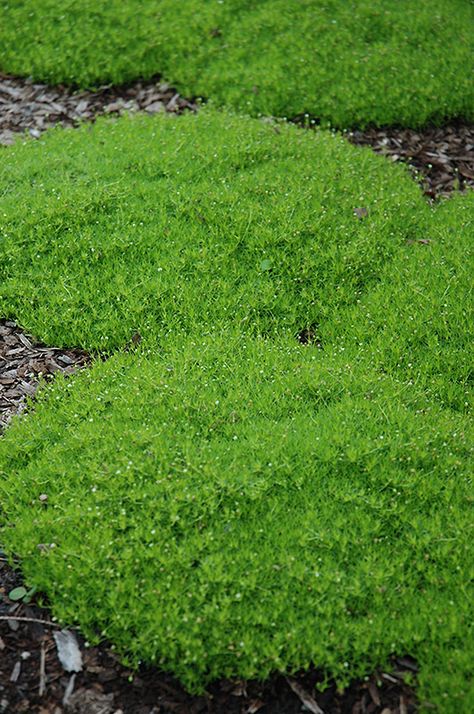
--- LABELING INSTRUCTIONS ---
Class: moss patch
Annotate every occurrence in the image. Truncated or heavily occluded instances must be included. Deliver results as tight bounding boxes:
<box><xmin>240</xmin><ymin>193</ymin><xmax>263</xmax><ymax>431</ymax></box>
<box><xmin>1</xmin><ymin>0</ymin><xmax>473</xmax><ymax>127</ymax></box>
<box><xmin>0</xmin><ymin>111</ymin><xmax>472</xmax><ymax>711</ymax></box>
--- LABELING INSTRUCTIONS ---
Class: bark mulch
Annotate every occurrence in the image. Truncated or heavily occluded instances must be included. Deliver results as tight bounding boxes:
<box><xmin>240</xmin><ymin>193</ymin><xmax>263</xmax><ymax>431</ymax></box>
<box><xmin>1</xmin><ymin>74</ymin><xmax>473</xmax><ymax>200</ymax></box>
<box><xmin>347</xmin><ymin>124</ymin><xmax>474</xmax><ymax>200</ymax></box>
<box><xmin>0</xmin><ymin>321</ymin><xmax>89</xmax><ymax>432</ymax></box>
<box><xmin>0</xmin><ymin>74</ymin><xmax>196</xmax><ymax>148</ymax></box>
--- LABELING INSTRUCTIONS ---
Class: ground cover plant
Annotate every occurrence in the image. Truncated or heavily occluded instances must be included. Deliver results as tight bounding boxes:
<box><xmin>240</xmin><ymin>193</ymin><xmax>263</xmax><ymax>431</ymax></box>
<box><xmin>0</xmin><ymin>110</ymin><xmax>428</xmax><ymax>350</ymax></box>
<box><xmin>1</xmin><ymin>0</ymin><xmax>474</xmax><ymax>128</ymax></box>
<box><xmin>0</xmin><ymin>111</ymin><xmax>473</xmax><ymax>712</ymax></box>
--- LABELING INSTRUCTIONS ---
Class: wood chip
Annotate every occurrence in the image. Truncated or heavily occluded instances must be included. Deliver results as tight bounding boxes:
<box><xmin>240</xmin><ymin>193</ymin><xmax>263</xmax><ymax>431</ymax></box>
<box><xmin>368</xmin><ymin>680</ymin><xmax>381</xmax><ymax>706</ymax></box>
<box><xmin>286</xmin><ymin>677</ymin><xmax>325</xmax><ymax>714</ymax></box>
<box><xmin>9</xmin><ymin>661</ymin><xmax>21</xmax><ymax>682</ymax></box>
<box><xmin>39</xmin><ymin>640</ymin><xmax>46</xmax><ymax>697</ymax></box>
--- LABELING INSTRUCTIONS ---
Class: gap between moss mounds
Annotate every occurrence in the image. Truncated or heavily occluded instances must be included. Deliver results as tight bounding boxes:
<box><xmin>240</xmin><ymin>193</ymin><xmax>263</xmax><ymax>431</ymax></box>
<box><xmin>0</xmin><ymin>73</ymin><xmax>473</xmax><ymax>201</ymax></box>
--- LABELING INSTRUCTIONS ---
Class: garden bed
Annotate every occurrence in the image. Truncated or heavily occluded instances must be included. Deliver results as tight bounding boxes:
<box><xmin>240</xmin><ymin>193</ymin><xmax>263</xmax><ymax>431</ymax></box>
<box><xmin>0</xmin><ymin>110</ymin><xmax>472</xmax><ymax>713</ymax></box>
<box><xmin>1</xmin><ymin>3</ymin><xmax>473</xmax><ymax>711</ymax></box>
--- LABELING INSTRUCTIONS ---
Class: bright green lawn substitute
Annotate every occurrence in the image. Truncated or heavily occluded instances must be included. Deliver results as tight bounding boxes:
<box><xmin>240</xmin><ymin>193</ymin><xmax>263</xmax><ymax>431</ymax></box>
<box><xmin>0</xmin><ymin>112</ymin><xmax>473</xmax><ymax>710</ymax></box>
<box><xmin>1</xmin><ymin>0</ymin><xmax>473</xmax><ymax>127</ymax></box>
<box><xmin>0</xmin><ymin>337</ymin><xmax>472</xmax><ymax>709</ymax></box>
<box><xmin>0</xmin><ymin>109</ymin><xmax>427</xmax><ymax>351</ymax></box>
<box><xmin>325</xmin><ymin>191</ymin><xmax>474</xmax><ymax>414</ymax></box>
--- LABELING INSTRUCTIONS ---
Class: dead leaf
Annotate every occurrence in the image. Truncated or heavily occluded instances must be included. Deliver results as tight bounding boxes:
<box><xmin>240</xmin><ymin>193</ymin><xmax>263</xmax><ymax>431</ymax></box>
<box><xmin>368</xmin><ymin>680</ymin><xmax>381</xmax><ymax>706</ymax></box>
<box><xmin>353</xmin><ymin>207</ymin><xmax>369</xmax><ymax>219</ymax></box>
<box><xmin>53</xmin><ymin>629</ymin><xmax>83</xmax><ymax>673</ymax></box>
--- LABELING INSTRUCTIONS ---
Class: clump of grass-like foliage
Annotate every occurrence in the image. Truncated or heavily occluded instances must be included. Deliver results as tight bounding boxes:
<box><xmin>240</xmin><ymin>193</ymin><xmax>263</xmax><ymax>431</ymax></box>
<box><xmin>0</xmin><ymin>0</ymin><xmax>473</xmax><ymax>128</ymax></box>
<box><xmin>0</xmin><ymin>111</ymin><xmax>472</xmax><ymax>711</ymax></box>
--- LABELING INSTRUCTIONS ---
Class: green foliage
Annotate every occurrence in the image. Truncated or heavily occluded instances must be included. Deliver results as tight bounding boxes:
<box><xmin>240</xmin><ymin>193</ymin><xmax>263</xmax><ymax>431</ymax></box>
<box><xmin>8</xmin><ymin>585</ymin><xmax>36</xmax><ymax>603</ymax></box>
<box><xmin>0</xmin><ymin>109</ymin><xmax>426</xmax><ymax>350</ymax></box>
<box><xmin>1</xmin><ymin>0</ymin><xmax>473</xmax><ymax>127</ymax></box>
<box><xmin>325</xmin><ymin>191</ymin><xmax>474</xmax><ymax>414</ymax></box>
<box><xmin>0</xmin><ymin>112</ymin><xmax>473</xmax><ymax>711</ymax></box>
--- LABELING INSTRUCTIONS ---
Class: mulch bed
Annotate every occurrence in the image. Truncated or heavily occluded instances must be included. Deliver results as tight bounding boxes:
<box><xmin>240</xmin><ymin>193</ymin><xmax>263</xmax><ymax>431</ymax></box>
<box><xmin>0</xmin><ymin>74</ymin><xmax>196</xmax><ymax>148</ymax></box>
<box><xmin>347</xmin><ymin>124</ymin><xmax>474</xmax><ymax>200</ymax></box>
<box><xmin>2</xmin><ymin>72</ymin><xmax>471</xmax><ymax>713</ymax></box>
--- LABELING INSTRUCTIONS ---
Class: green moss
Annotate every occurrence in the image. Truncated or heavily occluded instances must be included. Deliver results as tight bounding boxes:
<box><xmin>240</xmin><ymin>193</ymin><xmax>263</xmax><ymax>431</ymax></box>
<box><xmin>0</xmin><ymin>112</ymin><xmax>473</xmax><ymax>711</ymax></box>
<box><xmin>1</xmin><ymin>0</ymin><xmax>473</xmax><ymax>127</ymax></box>
<box><xmin>1</xmin><ymin>337</ymin><xmax>473</xmax><ymax>708</ymax></box>
<box><xmin>0</xmin><ymin>109</ymin><xmax>426</xmax><ymax>350</ymax></box>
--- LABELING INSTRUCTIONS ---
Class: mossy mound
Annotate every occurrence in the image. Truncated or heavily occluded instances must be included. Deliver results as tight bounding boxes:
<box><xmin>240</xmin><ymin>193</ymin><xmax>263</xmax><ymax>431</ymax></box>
<box><xmin>0</xmin><ymin>111</ymin><xmax>472</xmax><ymax>711</ymax></box>
<box><xmin>1</xmin><ymin>0</ymin><xmax>473</xmax><ymax>127</ymax></box>
<box><xmin>0</xmin><ymin>109</ymin><xmax>425</xmax><ymax>350</ymax></box>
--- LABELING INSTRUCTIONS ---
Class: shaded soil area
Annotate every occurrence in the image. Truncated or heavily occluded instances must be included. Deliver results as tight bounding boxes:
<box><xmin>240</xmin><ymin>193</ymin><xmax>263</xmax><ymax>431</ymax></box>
<box><xmin>1</xmin><ymin>73</ymin><xmax>473</xmax><ymax>200</ymax></box>
<box><xmin>1</xmin><ymin>559</ymin><xmax>418</xmax><ymax>714</ymax></box>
